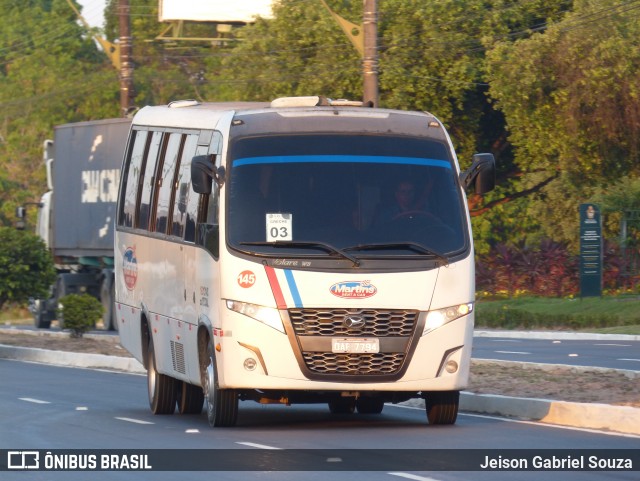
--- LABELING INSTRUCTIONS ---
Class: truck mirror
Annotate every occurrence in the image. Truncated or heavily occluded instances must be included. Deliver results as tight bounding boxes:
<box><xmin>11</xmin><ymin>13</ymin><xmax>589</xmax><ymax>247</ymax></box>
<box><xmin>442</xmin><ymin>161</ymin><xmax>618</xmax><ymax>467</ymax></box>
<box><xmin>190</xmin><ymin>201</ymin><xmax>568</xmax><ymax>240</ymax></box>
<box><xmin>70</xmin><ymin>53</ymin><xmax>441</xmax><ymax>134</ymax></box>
<box><xmin>191</xmin><ymin>155</ymin><xmax>225</xmax><ymax>194</ymax></box>
<box><xmin>15</xmin><ymin>206</ymin><xmax>26</xmax><ymax>219</ymax></box>
<box><xmin>460</xmin><ymin>153</ymin><xmax>495</xmax><ymax>194</ymax></box>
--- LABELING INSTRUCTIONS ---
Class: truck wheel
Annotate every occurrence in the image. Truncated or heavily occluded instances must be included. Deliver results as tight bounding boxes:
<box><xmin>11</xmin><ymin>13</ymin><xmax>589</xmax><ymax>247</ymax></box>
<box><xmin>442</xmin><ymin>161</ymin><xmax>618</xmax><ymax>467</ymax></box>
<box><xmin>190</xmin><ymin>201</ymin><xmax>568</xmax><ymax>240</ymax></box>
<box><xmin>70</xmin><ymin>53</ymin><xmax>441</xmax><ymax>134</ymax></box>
<box><xmin>100</xmin><ymin>280</ymin><xmax>118</xmax><ymax>331</ymax></box>
<box><xmin>55</xmin><ymin>278</ymin><xmax>67</xmax><ymax>330</ymax></box>
<box><xmin>202</xmin><ymin>342</ymin><xmax>238</xmax><ymax>427</ymax></box>
<box><xmin>425</xmin><ymin>390</ymin><xmax>459</xmax><ymax>425</ymax></box>
<box><xmin>178</xmin><ymin>381</ymin><xmax>204</xmax><ymax>414</ymax></box>
<box><xmin>32</xmin><ymin>301</ymin><xmax>53</xmax><ymax>329</ymax></box>
<box><xmin>147</xmin><ymin>335</ymin><xmax>177</xmax><ymax>414</ymax></box>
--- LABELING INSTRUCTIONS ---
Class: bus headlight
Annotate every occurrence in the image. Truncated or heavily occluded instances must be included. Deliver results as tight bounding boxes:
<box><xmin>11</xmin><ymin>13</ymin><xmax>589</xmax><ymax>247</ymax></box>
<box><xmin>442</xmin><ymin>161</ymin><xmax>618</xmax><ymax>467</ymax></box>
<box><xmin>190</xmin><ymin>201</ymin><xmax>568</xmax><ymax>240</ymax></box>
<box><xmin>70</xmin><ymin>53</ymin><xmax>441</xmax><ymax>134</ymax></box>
<box><xmin>226</xmin><ymin>300</ymin><xmax>285</xmax><ymax>333</ymax></box>
<box><xmin>423</xmin><ymin>303</ymin><xmax>473</xmax><ymax>335</ymax></box>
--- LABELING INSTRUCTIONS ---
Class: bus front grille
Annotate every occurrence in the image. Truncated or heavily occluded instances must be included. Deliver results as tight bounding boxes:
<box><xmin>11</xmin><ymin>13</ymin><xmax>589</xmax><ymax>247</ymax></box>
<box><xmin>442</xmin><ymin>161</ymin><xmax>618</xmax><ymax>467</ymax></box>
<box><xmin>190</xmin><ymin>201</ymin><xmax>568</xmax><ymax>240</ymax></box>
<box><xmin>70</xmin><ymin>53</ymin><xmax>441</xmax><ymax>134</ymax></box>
<box><xmin>302</xmin><ymin>352</ymin><xmax>405</xmax><ymax>375</ymax></box>
<box><xmin>289</xmin><ymin>308</ymin><xmax>418</xmax><ymax>337</ymax></box>
<box><xmin>288</xmin><ymin>308</ymin><xmax>419</xmax><ymax>377</ymax></box>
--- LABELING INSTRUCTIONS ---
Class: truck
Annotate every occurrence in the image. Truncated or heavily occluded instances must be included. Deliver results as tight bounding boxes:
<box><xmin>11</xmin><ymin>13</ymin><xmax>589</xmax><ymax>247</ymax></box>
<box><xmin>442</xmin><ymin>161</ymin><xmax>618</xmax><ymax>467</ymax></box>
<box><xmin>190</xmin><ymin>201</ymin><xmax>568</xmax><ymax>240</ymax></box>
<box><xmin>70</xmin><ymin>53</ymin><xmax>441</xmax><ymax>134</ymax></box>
<box><xmin>27</xmin><ymin>118</ymin><xmax>131</xmax><ymax>330</ymax></box>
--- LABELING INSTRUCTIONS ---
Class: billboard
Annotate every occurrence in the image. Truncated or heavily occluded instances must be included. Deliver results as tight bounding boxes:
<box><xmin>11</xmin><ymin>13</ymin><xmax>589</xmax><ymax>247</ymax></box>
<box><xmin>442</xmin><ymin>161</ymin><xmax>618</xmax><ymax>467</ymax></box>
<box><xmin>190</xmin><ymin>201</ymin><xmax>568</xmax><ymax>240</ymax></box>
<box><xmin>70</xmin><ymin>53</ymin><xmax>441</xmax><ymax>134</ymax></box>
<box><xmin>159</xmin><ymin>0</ymin><xmax>273</xmax><ymax>23</ymax></box>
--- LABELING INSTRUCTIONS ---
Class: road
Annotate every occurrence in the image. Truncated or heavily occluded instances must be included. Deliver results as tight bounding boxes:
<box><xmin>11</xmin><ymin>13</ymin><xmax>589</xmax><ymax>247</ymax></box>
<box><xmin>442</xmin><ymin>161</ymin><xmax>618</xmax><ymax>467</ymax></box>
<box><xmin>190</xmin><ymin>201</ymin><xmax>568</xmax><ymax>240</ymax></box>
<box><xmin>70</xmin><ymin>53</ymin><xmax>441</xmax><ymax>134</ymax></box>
<box><xmin>472</xmin><ymin>337</ymin><xmax>640</xmax><ymax>370</ymax></box>
<box><xmin>0</xmin><ymin>359</ymin><xmax>637</xmax><ymax>481</ymax></box>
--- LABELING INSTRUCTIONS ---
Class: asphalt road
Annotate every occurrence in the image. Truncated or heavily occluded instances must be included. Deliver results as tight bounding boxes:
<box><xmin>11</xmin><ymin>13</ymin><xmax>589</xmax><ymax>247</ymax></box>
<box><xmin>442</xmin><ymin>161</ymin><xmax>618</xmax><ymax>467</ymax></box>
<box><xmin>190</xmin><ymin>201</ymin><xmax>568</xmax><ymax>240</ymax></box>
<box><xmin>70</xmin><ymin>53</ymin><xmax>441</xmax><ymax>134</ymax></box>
<box><xmin>1</xmin><ymin>359</ymin><xmax>638</xmax><ymax>481</ymax></box>
<box><xmin>472</xmin><ymin>337</ymin><xmax>640</xmax><ymax>370</ymax></box>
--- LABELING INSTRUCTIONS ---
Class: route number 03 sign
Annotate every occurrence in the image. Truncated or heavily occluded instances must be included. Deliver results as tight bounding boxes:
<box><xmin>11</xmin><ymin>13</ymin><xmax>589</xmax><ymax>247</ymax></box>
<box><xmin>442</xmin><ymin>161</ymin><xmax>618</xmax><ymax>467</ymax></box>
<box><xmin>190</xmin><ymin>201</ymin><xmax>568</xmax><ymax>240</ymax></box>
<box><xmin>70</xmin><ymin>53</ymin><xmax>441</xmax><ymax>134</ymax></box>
<box><xmin>266</xmin><ymin>213</ymin><xmax>293</xmax><ymax>242</ymax></box>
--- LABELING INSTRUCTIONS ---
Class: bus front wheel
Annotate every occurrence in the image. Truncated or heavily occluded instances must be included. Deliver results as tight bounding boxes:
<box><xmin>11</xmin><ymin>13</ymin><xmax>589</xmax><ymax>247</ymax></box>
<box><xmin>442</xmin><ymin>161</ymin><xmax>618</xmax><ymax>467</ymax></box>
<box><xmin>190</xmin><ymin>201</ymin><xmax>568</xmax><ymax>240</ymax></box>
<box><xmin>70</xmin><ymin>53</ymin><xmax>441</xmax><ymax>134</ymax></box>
<box><xmin>203</xmin><ymin>342</ymin><xmax>238</xmax><ymax>427</ymax></box>
<box><xmin>425</xmin><ymin>390</ymin><xmax>459</xmax><ymax>425</ymax></box>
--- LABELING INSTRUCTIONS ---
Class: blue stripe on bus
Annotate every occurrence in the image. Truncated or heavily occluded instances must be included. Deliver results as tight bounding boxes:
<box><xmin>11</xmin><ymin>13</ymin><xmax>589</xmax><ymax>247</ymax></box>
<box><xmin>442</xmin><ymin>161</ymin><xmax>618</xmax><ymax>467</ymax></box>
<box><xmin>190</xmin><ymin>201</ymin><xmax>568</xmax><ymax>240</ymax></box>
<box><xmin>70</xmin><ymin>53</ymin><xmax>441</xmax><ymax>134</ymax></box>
<box><xmin>284</xmin><ymin>269</ymin><xmax>303</xmax><ymax>308</ymax></box>
<box><xmin>233</xmin><ymin>155</ymin><xmax>451</xmax><ymax>170</ymax></box>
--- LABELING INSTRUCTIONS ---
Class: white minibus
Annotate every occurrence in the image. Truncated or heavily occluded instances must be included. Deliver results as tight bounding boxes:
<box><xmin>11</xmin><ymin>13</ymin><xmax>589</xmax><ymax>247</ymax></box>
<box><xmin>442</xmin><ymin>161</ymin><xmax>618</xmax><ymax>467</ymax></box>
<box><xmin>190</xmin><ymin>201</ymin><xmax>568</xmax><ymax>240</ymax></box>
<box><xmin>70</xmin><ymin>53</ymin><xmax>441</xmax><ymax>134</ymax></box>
<box><xmin>114</xmin><ymin>96</ymin><xmax>495</xmax><ymax>427</ymax></box>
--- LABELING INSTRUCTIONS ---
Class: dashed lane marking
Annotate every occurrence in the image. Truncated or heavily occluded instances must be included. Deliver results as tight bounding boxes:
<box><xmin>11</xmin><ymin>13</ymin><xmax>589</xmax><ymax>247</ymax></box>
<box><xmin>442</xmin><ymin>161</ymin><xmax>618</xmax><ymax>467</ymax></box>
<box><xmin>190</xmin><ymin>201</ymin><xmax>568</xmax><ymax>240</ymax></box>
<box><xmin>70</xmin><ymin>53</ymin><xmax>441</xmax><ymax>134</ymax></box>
<box><xmin>19</xmin><ymin>398</ymin><xmax>50</xmax><ymax>404</ymax></box>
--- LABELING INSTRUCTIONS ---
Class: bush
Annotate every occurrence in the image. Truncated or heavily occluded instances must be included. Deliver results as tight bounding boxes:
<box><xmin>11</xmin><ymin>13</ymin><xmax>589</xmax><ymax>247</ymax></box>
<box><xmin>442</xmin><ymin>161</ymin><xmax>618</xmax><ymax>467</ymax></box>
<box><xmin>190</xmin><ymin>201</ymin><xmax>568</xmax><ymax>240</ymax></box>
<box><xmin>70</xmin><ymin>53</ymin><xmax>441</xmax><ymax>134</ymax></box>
<box><xmin>57</xmin><ymin>294</ymin><xmax>103</xmax><ymax>338</ymax></box>
<box><xmin>0</xmin><ymin>227</ymin><xmax>56</xmax><ymax>310</ymax></box>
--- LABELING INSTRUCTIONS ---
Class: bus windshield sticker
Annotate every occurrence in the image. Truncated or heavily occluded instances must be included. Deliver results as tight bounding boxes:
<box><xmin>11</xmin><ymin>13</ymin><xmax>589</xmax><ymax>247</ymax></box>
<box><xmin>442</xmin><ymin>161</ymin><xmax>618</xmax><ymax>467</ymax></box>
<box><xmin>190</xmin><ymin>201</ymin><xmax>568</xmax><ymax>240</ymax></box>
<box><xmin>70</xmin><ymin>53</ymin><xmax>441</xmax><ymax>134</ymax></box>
<box><xmin>266</xmin><ymin>213</ymin><xmax>292</xmax><ymax>242</ymax></box>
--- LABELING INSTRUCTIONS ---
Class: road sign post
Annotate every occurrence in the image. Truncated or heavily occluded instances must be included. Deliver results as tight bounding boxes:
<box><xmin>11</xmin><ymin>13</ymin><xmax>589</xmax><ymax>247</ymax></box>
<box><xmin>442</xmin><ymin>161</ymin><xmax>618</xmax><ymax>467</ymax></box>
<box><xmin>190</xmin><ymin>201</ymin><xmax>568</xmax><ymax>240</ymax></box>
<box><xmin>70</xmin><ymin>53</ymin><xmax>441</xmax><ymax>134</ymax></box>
<box><xmin>579</xmin><ymin>203</ymin><xmax>602</xmax><ymax>297</ymax></box>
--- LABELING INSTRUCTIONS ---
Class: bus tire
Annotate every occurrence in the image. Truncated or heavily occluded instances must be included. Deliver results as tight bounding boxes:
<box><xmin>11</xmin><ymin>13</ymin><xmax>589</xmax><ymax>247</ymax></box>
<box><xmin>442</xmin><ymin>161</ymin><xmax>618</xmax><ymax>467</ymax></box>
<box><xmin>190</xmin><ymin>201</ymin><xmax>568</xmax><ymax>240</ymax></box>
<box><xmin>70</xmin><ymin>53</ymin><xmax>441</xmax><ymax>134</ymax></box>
<box><xmin>147</xmin><ymin>335</ymin><xmax>177</xmax><ymax>415</ymax></box>
<box><xmin>178</xmin><ymin>381</ymin><xmax>204</xmax><ymax>414</ymax></box>
<box><xmin>203</xmin><ymin>343</ymin><xmax>238</xmax><ymax>427</ymax></box>
<box><xmin>356</xmin><ymin>398</ymin><xmax>385</xmax><ymax>414</ymax></box>
<box><xmin>425</xmin><ymin>390</ymin><xmax>459</xmax><ymax>425</ymax></box>
<box><xmin>328</xmin><ymin>398</ymin><xmax>356</xmax><ymax>414</ymax></box>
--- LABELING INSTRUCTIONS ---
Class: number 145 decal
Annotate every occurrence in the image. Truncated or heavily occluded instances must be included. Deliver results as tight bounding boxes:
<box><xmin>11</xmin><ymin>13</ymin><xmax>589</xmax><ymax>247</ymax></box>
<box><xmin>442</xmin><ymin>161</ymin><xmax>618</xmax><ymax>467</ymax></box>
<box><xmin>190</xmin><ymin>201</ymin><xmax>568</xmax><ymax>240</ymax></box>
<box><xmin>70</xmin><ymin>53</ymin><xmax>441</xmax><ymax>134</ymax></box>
<box><xmin>237</xmin><ymin>270</ymin><xmax>256</xmax><ymax>288</ymax></box>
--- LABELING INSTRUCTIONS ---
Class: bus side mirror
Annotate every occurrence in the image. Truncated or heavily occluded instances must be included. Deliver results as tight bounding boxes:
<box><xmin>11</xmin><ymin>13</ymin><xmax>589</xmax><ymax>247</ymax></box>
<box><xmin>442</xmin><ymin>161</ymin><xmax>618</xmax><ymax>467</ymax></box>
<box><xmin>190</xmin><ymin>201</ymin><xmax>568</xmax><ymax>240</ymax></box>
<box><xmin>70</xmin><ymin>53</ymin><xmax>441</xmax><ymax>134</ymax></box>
<box><xmin>16</xmin><ymin>206</ymin><xmax>26</xmax><ymax>219</ymax></box>
<box><xmin>460</xmin><ymin>153</ymin><xmax>495</xmax><ymax>194</ymax></box>
<box><xmin>191</xmin><ymin>155</ymin><xmax>225</xmax><ymax>194</ymax></box>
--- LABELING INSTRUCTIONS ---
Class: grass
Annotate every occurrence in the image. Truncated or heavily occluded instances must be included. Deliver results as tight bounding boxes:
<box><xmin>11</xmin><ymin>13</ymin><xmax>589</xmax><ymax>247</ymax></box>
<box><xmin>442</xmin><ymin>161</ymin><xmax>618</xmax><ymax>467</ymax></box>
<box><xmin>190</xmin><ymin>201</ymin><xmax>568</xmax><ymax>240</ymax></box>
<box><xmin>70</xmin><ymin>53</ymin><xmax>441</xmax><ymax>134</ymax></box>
<box><xmin>0</xmin><ymin>305</ymin><xmax>31</xmax><ymax>325</ymax></box>
<box><xmin>476</xmin><ymin>295</ymin><xmax>640</xmax><ymax>334</ymax></box>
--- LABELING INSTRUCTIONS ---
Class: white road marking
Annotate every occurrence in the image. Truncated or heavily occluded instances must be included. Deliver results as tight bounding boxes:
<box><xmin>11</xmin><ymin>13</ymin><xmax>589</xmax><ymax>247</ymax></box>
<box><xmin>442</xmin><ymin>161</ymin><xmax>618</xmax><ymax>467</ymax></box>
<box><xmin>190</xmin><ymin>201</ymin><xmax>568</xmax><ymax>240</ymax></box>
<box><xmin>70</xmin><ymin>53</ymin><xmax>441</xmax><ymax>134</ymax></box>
<box><xmin>618</xmin><ymin>358</ymin><xmax>640</xmax><ymax>362</ymax></box>
<box><xmin>489</xmin><ymin>339</ymin><xmax>522</xmax><ymax>343</ymax></box>
<box><xmin>494</xmin><ymin>350</ymin><xmax>531</xmax><ymax>355</ymax></box>
<box><xmin>75</xmin><ymin>407</ymin><xmax>88</xmax><ymax>411</ymax></box>
<box><xmin>389</xmin><ymin>473</ymin><xmax>442</xmax><ymax>481</ymax></box>
<box><xmin>594</xmin><ymin>343</ymin><xmax>631</xmax><ymax>347</ymax></box>
<box><xmin>185</xmin><ymin>429</ymin><xmax>200</xmax><ymax>433</ymax></box>
<box><xmin>115</xmin><ymin>417</ymin><xmax>154</xmax><ymax>425</ymax></box>
<box><xmin>568</xmin><ymin>353</ymin><xmax>579</xmax><ymax>357</ymax></box>
<box><xmin>19</xmin><ymin>398</ymin><xmax>50</xmax><ymax>404</ymax></box>
<box><xmin>236</xmin><ymin>442</ymin><xmax>283</xmax><ymax>450</ymax></box>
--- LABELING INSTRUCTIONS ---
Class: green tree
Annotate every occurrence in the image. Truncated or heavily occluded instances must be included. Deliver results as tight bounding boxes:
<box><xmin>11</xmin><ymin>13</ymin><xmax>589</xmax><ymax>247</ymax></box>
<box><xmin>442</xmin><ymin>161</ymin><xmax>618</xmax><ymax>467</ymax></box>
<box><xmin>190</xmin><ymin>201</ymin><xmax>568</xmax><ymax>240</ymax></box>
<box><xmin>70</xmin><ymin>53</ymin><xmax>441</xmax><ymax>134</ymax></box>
<box><xmin>0</xmin><ymin>226</ymin><xmax>56</xmax><ymax>309</ymax></box>
<box><xmin>0</xmin><ymin>0</ymin><xmax>120</xmax><ymax>226</ymax></box>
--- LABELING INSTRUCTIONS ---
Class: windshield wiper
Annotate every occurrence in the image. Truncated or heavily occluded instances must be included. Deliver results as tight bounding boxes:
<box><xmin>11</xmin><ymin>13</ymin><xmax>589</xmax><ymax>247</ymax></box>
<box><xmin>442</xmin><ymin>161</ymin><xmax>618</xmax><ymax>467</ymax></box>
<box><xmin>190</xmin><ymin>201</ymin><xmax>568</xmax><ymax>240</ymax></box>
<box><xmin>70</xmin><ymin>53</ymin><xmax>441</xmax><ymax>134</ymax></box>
<box><xmin>344</xmin><ymin>242</ymin><xmax>448</xmax><ymax>265</ymax></box>
<box><xmin>240</xmin><ymin>241</ymin><xmax>360</xmax><ymax>267</ymax></box>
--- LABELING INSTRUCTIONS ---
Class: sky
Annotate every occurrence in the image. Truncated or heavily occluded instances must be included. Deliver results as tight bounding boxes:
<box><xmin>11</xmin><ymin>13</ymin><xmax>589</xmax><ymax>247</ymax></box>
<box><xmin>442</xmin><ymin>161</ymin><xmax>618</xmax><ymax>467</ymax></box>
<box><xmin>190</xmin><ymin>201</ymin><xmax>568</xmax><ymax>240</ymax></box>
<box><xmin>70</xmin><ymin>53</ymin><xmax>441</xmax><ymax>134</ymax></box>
<box><xmin>77</xmin><ymin>0</ymin><xmax>107</xmax><ymax>29</ymax></box>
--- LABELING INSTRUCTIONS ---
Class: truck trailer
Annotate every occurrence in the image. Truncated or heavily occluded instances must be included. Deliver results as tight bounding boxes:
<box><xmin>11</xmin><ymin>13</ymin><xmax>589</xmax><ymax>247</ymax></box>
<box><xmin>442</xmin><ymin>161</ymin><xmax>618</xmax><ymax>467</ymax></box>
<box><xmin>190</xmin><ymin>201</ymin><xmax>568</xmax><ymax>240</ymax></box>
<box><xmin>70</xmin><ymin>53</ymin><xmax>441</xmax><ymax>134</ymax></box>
<box><xmin>28</xmin><ymin>118</ymin><xmax>131</xmax><ymax>330</ymax></box>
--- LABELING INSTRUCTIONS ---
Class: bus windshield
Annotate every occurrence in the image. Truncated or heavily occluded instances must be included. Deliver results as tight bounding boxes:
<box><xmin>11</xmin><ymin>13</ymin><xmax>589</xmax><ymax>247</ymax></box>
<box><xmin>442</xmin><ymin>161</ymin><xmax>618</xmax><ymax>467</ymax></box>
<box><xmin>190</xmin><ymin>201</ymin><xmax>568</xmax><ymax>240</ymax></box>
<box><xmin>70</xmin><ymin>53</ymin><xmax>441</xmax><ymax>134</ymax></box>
<box><xmin>227</xmin><ymin>134</ymin><xmax>468</xmax><ymax>260</ymax></box>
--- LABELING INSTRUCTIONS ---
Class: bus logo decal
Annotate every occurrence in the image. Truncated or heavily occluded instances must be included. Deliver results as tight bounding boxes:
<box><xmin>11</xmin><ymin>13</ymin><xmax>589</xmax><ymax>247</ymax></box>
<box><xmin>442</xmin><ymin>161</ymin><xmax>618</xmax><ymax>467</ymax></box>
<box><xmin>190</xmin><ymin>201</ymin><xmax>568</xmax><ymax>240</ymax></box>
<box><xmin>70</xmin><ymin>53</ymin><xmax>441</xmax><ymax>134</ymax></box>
<box><xmin>123</xmin><ymin>247</ymin><xmax>138</xmax><ymax>290</ymax></box>
<box><xmin>330</xmin><ymin>280</ymin><xmax>377</xmax><ymax>299</ymax></box>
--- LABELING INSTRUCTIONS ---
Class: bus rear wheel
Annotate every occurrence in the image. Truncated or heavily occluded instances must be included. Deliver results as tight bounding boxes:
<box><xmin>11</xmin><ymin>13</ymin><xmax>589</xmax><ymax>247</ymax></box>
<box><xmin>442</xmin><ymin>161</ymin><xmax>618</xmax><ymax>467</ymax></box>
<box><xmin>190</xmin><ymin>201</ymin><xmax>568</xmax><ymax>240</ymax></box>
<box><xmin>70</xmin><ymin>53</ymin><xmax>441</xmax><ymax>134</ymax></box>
<box><xmin>203</xmin><ymin>343</ymin><xmax>238</xmax><ymax>427</ymax></box>
<box><xmin>425</xmin><ymin>390</ymin><xmax>459</xmax><ymax>425</ymax></box>
<box><xmin>178</xmin><ymin>381</ymin><xmax>204</xmax><ymax>414</ymax></box>
<box><xmin>356</xmin><ymin>397</ymin><xmax>385</xmax><ymax>414</ymax></box>
<box><xmin>147</xmin><ymin>335</ymin><xmax>177</xmax><ymax>414</ymax></box>
<box><xmin>328</xmin><ymin>398</ymin><xmax>356</xmax><ymax>414</ymax></box>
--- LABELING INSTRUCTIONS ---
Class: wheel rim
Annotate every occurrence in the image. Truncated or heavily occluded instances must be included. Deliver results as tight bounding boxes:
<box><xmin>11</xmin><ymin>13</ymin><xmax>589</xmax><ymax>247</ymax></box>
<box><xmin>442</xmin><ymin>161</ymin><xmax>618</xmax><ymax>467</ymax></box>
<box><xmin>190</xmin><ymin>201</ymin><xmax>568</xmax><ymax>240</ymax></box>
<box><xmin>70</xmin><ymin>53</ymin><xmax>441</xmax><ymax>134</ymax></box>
<box><xmin>204</xmin><ymin>356</ymin><xmax>216</xmax><ymax>421</ymax></box>
<box><xmin>148</xmin><ymin>356</ymin><xmax>157</xmax><ymax>402</ymax></box>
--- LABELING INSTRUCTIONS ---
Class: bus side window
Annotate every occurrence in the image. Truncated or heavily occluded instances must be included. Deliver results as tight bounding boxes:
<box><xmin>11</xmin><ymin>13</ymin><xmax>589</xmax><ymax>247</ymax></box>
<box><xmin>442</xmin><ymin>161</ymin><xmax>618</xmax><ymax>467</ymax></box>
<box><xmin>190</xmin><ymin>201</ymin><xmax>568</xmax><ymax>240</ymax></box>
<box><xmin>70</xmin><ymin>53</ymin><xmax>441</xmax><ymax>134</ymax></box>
<box><xmin>184</xmin><ymin>143</ymin><xmax>211</xmax><ymax>243</ymax></box>
<box><xmin>119</xmin><ymin>129</ymin><xmax>149</xmax><ymax>228</ymax></box>
<box><xmin>154</xmin><ymin>133</ymin><xmax>184</xmax><ymax>235</ymax></box>
<box><xmin>204</xmin><ymin>131</ymin><xmax>223</xmax><ymax>226</ymax></box>
<box><xmin>137</xmin><ymin>131</ymin><xmax>163</xmax><ymax>231</ymax></box>
<box><xmin>170</xmin><ymin>134</ymin><xmax>199</xmax><ymax>238</ymax></box>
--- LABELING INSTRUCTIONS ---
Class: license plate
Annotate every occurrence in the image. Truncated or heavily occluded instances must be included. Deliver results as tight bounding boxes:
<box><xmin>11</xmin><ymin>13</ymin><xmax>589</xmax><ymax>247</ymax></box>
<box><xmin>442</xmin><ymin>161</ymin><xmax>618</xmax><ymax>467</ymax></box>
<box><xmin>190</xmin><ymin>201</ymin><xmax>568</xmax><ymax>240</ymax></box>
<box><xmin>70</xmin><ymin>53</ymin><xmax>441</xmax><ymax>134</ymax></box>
<box><xmin>331</xmin><ymin>338</ymin><xmax>379</xmax><ymax>353</ymax></box>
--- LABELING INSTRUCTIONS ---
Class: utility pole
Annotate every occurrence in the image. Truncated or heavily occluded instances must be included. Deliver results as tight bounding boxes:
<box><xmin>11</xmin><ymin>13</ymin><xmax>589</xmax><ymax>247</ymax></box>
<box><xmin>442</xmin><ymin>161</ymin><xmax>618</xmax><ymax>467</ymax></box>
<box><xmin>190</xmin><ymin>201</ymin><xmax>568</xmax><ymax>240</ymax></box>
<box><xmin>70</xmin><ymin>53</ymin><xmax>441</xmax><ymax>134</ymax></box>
<box><xmin>362</xmin><ymin>0</ymin><xmax>379</xmax><ymax>107</ymax></box>
<box><xmin>118</xmin><ymin>0</ymin><xmax>135</xmax><ymax>117</ymax></box>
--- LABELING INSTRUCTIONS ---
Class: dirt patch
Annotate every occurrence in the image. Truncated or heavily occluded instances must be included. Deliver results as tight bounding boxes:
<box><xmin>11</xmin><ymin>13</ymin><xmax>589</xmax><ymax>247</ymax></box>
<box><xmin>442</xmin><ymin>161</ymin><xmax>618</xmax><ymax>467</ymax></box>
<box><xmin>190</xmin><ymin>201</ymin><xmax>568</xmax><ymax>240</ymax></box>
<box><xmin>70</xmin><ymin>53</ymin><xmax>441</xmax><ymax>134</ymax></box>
<box><xmin>1</xmin><ymin>330</ymin><xmax>638</xmax><ymax>407</ymax></box>
<box><xmin>0</xmin><ymin>331</ymin><xmax>131</xmax><ymax>357</ymax></box>
<box><xmin>468</xmin><ymin>362</ymin><xmax>639</xmax><ymax>407</ymax></box>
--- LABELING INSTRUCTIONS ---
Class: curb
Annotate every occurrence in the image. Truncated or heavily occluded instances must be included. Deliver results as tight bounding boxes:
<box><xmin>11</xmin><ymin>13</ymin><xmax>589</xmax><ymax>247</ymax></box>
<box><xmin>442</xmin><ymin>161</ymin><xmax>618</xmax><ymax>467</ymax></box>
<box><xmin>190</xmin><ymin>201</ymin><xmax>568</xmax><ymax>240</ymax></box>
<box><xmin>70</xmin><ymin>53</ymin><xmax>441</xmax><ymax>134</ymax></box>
<box><xmin>1</xmin><ymin>343</ymin><xmax>638</xmax><ymax>436</ymax></box>
<box><xmin>475</xmin><ymin>329</ymin><xmax>640</xmax><ymax>341</ymax></box>
<box><xmin>0</xmin><ymin>344</ymin><xmax>146</xmax><ymax>374</ymax></box>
